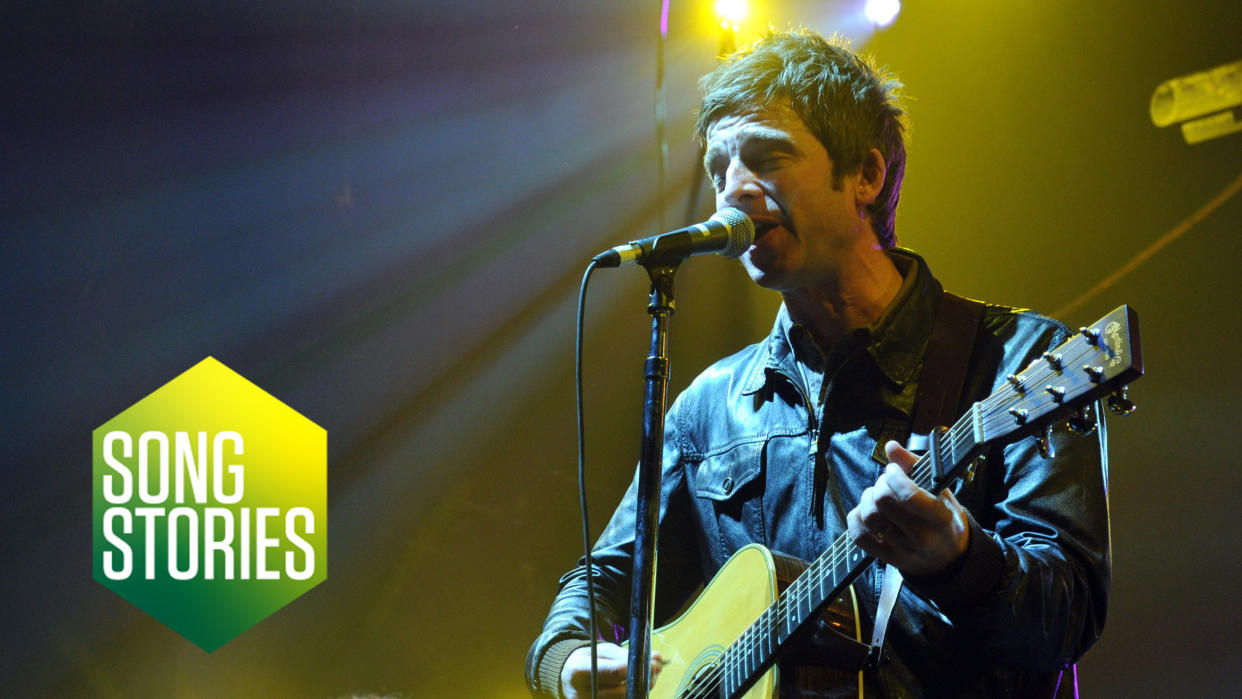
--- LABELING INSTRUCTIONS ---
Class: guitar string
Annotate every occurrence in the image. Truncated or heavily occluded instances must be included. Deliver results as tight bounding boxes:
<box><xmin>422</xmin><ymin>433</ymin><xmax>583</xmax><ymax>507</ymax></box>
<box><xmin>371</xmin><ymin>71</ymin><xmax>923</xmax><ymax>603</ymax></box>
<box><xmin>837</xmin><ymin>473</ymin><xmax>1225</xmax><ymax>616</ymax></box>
<box><xmin>674</xmin><ymin>336</ymin><xmax>1114</xmax><ymax>698</ymax></box>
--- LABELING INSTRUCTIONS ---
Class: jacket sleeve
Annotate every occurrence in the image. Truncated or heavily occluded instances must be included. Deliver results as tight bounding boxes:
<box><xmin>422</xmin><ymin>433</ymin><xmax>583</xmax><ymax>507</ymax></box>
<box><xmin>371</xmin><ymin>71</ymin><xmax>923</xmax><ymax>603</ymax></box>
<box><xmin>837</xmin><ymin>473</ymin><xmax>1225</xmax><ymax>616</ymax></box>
<box><xmin>525</xmin><ymin>397</ymin><xmax>705</xmax><ymax>696</ymax></box>
<box><xmin>903</xmin><ymin>317</ymin><xmax>1111</xmax><ymax>671</ymax></box>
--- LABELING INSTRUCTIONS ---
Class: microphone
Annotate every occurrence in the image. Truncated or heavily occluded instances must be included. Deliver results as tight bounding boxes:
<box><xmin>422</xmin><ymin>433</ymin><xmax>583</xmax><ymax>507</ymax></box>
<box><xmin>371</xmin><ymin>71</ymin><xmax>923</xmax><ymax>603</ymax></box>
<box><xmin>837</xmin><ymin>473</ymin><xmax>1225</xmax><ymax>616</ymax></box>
<box><xmin>592</xmin><ymin>208</ymin><xmax>755</xmax><ymax>268</ymax></box>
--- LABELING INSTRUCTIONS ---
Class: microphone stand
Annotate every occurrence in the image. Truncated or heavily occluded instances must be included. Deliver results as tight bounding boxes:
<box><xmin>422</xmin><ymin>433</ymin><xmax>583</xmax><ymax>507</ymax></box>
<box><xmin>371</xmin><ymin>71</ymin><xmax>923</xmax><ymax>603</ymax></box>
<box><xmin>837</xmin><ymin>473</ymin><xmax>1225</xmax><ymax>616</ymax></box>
<box><xmin>626</xmin><ymin>260</ymin><xmax>679</xmax><ymax>699</ymax></box>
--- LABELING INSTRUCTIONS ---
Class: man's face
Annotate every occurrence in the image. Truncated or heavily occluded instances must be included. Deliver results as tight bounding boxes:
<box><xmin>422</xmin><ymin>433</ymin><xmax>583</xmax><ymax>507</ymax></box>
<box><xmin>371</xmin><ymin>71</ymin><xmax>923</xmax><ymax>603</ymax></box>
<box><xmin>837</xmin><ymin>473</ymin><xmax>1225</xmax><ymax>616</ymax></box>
<box><xmin>703</xmin><ymin>104</ymin><xmax>871</xmax><ymax>295</ymax></box>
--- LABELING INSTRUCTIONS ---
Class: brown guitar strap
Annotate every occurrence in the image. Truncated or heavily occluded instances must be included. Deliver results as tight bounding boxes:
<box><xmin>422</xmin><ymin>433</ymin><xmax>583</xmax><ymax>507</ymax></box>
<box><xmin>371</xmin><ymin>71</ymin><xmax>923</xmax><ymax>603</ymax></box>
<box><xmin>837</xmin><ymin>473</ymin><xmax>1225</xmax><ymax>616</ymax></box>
<box><xmin>867</xmin><ymin>291</ymin><xmax>985</xmax><ymax>669</ymax></box>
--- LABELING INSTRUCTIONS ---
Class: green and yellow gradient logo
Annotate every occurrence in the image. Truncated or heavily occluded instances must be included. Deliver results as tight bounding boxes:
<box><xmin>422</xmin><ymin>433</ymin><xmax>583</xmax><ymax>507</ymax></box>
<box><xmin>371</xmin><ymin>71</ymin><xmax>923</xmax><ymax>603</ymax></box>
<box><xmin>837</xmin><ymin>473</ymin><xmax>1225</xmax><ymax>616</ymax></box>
<box><xmin>92</xmin><ymin>357</ymin><xmax>327</xmax><ymax>652</ymax></box>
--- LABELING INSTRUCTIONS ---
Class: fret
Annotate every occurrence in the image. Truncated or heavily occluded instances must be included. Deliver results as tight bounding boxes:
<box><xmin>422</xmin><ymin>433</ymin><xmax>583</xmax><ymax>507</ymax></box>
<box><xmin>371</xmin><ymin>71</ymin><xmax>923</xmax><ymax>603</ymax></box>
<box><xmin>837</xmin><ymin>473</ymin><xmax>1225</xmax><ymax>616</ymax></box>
<box><xmin>748</xmin><ymin>626</ymin><xmax>758</xmax><ymax>675</ymax></box>
<box><xmin>785</xmin><ymin>597</ymin><xmax>795</xmax><ymax>637</ymax></box>
<box><xmin>758</xmin><ymin>610</ymin><xmax>766</xmax><ymax>658</ymax></box>
<box><xmin>736</xmin><ymin>637</ymin><xmax>745</xmax><ymax>681</ymax></box>
<box><xmin>775</xmin><ymin>602</ymin><xmax>784</xmax><ymax>650</ymax></box>
<box><xmin>760</xmin><ymin>610</ymin><xmax>770</xmax><ymax>660</ymax></box>
<box><xmin>801</xmin><ymin>575</ymin><xmax>813</xmax><ymax>618</ymax></box>
<box><xmin>955</xmin><ymin>410</ymin><xmax>970</xmax><ymax>460</ymax></box>
<box><xmin>816</xmin><ymin>557</ymin><xmax>828</xmax><ymax>604</ymax></box>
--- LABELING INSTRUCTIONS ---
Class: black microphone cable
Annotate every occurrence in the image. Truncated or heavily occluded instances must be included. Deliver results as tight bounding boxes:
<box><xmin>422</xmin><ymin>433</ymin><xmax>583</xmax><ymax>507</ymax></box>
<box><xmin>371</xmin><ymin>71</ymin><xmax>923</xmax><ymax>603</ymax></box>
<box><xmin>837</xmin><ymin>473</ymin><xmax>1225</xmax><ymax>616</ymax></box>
<box><xmin>575</xmin><ymin>258</ymin><xmax>601</xmax><ymax>699</ymax></box>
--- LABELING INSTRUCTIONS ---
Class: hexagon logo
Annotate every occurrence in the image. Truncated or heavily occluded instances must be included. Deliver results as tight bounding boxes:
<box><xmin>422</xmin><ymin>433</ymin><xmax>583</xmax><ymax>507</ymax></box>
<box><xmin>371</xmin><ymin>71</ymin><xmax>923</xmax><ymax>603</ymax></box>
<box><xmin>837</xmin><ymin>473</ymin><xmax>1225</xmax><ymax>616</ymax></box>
<box><xmin>92</xmin><ymin>357</ymin><xmax>327</xmax><ymax>652</ymax></box>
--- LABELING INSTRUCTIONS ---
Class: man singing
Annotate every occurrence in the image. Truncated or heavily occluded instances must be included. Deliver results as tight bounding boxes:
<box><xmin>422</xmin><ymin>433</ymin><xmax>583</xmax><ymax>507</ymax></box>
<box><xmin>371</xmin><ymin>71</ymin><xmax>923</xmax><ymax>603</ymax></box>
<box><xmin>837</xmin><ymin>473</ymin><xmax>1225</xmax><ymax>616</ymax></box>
<box><xmin>527</xmin><ymin>30</ymin><xmax>1109</xmax><ymax>698</ymax></box>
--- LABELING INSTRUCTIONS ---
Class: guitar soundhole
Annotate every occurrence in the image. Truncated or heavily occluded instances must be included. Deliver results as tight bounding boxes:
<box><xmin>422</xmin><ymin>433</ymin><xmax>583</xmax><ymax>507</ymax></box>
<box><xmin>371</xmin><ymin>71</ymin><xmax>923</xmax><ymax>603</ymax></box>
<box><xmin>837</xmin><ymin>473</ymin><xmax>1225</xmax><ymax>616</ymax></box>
<box><xmin>676</xmin><ymin>649</ymin><xmax>725</xmax><ymax>698</ymax></box>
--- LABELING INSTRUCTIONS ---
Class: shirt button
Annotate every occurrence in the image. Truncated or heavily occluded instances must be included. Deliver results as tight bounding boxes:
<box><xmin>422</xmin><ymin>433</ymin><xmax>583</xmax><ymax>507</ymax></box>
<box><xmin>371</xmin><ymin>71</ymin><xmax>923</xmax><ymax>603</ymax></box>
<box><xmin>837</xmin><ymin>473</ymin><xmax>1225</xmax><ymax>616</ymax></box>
<box><xmin>722</xmin><ymin>477</ymin><xmax>734</xmax><ymax>494</ymax></box>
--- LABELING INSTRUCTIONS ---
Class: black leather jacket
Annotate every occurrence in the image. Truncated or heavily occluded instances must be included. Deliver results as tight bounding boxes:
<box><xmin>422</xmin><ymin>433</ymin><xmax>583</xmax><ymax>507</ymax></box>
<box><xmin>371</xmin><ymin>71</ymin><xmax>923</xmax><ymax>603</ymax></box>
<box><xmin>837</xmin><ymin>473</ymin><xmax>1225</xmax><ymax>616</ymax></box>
<box><xmin>527</xmin><ymin>249</ymin><xmax>1110</xmax><ymax>697</ymax></box>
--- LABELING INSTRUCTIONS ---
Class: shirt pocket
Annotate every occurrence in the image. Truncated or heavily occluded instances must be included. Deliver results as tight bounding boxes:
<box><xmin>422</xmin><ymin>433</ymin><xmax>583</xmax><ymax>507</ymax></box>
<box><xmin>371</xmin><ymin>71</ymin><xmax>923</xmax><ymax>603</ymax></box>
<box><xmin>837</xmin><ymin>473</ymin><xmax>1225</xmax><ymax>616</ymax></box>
<box><xmin>690</xmin><ymin>439</ymin><xmax>766</xmax><ymax>561</ymax></box>
<box><xmin>693</xmin><ymin>439</ymin><xmax>764</xmax><ymax>499</ymax></box>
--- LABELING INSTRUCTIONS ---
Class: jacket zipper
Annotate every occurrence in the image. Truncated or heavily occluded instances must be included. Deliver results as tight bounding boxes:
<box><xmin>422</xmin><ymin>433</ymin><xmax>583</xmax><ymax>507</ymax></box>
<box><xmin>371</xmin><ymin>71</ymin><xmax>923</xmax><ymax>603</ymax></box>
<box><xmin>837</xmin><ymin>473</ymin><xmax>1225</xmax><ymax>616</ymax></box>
<box><xmin>772</xmin><ymin>366</ymin><xmax>822</xmax><ymax>524</ymax></box>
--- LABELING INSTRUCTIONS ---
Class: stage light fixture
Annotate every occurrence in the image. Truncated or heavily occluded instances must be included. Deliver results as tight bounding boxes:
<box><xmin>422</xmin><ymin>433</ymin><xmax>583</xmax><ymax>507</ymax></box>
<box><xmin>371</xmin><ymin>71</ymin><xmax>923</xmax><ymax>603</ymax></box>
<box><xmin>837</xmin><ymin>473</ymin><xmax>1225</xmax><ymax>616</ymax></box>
<box><xmin>715</xmin><ymin>0</ymin><xmax>748</xmax><ymax>29</ymax></box>
<box><xmin>1151</xmin><ymin>59</ymin><xmax>1242</xmax><ymax>145</ymax></box>
<box><xmin>865</xmin><ymin>0</ymin><xmax>901</xmax><ymax>27</ymax></box>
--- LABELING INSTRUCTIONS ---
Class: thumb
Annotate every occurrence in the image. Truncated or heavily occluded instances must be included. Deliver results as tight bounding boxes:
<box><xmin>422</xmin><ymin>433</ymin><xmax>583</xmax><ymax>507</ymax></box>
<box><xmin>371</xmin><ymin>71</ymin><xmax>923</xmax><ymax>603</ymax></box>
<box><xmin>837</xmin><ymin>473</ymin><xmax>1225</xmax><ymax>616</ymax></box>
<box><xmin>884</xmin><ymin>439</ymin><xmax>918</xmax><ymax>475</ymax></box>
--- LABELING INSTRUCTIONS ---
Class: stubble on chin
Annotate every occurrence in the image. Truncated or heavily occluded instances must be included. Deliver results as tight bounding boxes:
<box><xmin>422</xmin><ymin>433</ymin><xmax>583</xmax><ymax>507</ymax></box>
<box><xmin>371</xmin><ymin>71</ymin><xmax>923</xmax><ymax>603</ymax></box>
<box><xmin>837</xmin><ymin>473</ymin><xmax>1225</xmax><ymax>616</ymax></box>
<box><xmin>740</xmin><ymin>250</ymin><xmax>792</xmax><ymax>292</ymax></box>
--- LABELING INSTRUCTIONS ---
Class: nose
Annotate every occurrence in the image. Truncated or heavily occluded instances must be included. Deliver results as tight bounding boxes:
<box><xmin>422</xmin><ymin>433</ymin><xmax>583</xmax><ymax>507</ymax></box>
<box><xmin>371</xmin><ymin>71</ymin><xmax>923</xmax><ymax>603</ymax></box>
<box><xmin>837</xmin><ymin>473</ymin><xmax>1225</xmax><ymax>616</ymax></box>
<box><xmin>718</xmin><ymin>160</ymin><xmax>763</xmax><ymax>210</ymax></box>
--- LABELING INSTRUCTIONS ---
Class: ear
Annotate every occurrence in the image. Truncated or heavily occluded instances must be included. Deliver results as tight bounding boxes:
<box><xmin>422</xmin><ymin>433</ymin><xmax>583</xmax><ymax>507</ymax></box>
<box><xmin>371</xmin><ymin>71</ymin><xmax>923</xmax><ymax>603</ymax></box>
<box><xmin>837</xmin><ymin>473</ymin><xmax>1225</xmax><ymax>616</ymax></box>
<box><xmin>854</xmin><ymin>147</ymin><xmax>887</xmax><ymax>209</ymax></box>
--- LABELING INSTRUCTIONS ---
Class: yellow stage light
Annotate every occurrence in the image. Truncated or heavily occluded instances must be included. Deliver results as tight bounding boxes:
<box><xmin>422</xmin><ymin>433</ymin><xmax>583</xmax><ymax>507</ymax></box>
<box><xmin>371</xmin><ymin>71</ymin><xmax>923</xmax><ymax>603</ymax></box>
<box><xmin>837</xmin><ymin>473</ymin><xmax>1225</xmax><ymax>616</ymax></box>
<box><xmin>865</xmin><ymin>0</ymin><xmax>900</xmax><ymax>28</ymax></box>
<box><xmin>715</xmin><ymin>0</ymin><xmax>748</xmax><ymax>29</ymax></box>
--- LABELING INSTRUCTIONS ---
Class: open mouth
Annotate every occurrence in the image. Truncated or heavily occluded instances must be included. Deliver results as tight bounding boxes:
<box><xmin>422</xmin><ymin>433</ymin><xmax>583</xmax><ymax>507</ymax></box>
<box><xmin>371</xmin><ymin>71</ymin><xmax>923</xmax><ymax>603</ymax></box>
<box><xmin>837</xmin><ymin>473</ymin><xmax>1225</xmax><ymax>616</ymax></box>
<box><xmin>752</xmin><ymin>221</ymin><xmax>779</xmax><ymax>242</ymax></box>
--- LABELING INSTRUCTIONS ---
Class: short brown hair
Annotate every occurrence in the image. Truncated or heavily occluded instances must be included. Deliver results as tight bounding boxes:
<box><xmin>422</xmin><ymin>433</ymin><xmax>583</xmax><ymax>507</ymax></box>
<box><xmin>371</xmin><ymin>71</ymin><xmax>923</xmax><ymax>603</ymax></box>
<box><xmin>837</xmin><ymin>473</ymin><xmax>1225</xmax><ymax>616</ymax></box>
<box><xmin>696</xmin><ymin>31</ymin><xmax>907</xmax><ymax>248</ymax></box>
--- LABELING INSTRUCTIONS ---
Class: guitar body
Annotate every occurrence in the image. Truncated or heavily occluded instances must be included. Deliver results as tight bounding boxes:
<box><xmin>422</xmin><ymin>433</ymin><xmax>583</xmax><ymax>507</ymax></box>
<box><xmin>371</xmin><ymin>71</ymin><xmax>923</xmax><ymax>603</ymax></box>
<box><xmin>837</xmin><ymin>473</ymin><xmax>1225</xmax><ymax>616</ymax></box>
<box><xmin>647</xmin><ymin>544</ymin><xmax>779</xmax><ymax>699</ymax></box>
<box><xmin>645</xmin><ymin>544</ymin><xmax>863</xmax><ymax>699</ymax></box>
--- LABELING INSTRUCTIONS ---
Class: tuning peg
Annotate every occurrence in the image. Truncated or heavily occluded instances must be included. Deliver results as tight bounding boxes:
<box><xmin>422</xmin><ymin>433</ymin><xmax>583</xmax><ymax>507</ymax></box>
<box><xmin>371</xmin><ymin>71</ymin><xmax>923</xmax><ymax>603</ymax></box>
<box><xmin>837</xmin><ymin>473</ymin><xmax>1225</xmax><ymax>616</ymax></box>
<box><xmin>1042</xmin><ymin>352</ymin><xmax>1064</xmax><ymax>371</ymax></box>
<box><xmin>1078</xmin><ymin>326</ymin><xmax>1101</xmax><ymax>345</ymax></box>
<box><xmin>1038</xmin><ymin>424</ymin><xmax>1056</xmax><ymax>458</ymax></box>
<box><xmin>1007</xmin><ymin>374</ymin><xmax>1025</xmax><ymax>393</ymax></box>
<box><xmin>1082</xmin><ymin>364</ymin><xmax>1104</xmax><ymax>384</ymax></box>
<box><xmin>1044</xmin><ymin>384</ymin><xmax>1067</xmax><ymax>403</ymax></box>
<box><xmin>1008</xmin><ymin>407</ymin><xmax>1029</xmax><ymax>425</ymax></box>
<box><xmin>1068</xmin><ymin>405</ymin><xmax>1097</xmax><ymax>435</ymax></box>
<box><xmin>1107</xmin><ymin>387</ymin><xmax>1137</xmax><ymax>416</ymax></box>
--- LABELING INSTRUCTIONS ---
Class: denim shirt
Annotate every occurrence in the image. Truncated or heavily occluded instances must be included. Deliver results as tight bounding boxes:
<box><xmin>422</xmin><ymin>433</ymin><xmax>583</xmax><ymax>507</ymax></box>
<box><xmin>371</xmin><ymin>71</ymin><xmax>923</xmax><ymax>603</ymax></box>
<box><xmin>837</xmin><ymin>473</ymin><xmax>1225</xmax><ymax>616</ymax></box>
<box><xmin>528</xmin><ymin>249</ymin><xmax>1110</xmax><ymax>697</ymax></box>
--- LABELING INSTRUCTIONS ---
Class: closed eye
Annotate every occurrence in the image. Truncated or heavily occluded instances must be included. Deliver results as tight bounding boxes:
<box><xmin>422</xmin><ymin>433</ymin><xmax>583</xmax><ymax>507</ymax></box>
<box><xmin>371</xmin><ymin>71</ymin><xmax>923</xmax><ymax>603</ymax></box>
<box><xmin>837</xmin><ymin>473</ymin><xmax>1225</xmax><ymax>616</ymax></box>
<box><xmin>748</xmin><ymin>156</ymin><xmax>785</xmax><ymax>173</ymax></box>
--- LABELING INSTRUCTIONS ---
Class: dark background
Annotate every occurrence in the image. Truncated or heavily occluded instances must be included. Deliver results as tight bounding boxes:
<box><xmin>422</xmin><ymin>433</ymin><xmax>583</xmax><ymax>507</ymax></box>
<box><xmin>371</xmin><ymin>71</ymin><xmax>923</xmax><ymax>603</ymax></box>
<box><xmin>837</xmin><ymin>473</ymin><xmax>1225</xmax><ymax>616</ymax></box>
<box><xmin>3</xmin><ymin>1</ymin><xmax>1239</xmax><ymax>696</ymax></box>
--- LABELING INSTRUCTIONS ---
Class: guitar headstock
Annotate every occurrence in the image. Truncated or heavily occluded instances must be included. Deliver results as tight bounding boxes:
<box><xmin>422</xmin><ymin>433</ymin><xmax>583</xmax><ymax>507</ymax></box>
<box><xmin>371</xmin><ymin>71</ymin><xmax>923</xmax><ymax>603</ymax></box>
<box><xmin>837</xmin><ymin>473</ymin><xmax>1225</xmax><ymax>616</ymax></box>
<box><xmin>980</xmin><ymin>305</ymin><xmax>1143</xmax><ymax>444</ymax></box>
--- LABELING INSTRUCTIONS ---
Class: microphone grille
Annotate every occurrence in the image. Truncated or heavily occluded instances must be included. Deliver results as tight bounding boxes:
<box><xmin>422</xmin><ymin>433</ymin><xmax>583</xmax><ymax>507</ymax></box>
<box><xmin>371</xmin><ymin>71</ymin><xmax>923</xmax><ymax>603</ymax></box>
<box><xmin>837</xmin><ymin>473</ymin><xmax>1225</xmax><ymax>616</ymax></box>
<box><xmin>713</xmin><ymin>207</ymin><xmax>755</xmax><ymax>258</ymax></box>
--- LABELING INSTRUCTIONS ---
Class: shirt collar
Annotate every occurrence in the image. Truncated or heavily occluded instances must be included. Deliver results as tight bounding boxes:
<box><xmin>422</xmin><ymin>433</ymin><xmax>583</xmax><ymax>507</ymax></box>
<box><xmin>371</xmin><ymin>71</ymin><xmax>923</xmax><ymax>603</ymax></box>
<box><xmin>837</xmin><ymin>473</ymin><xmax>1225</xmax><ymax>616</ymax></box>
<box><xmin>743</xmin><ymin>248</ymin><xmax>943</xmax><ymax>394</ymax></box>
<box><xmin>865</xmin><ymin>248</ymin><xmax>943</xmax><ymax>386</ymax></box>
